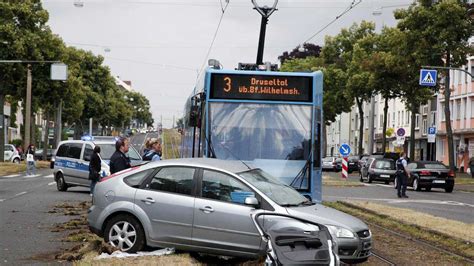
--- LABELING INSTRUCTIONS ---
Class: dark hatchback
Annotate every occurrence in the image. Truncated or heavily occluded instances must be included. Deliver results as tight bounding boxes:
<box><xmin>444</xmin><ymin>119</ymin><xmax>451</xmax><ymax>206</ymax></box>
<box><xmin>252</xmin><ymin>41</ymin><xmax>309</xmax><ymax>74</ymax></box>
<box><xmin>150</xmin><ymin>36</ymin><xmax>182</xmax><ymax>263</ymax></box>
<box><xmin>348</xmin><ymin>156</ymin><xmax>360</xmax><ymax>173</ymax></box>
<box><xmin>360</xmin><ymin>158</ymin><xmax>397</xmax><ymax>184</ymax></box>
<box><xmin>401</xmin><ymin>161</ymin><xmax>455</xmax><ymax>193</ymax></box>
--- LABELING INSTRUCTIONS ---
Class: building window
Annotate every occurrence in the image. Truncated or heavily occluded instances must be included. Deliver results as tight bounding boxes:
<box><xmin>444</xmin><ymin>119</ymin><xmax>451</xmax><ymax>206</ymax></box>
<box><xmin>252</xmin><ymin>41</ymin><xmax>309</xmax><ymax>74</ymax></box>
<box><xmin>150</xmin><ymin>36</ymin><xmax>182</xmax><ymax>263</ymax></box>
<box><xmin>402</xmin><ymin>111</ymin><xmax>405</xmax><ymax>125</ymax></box>
<box><xmin>472</xmin><ymin>99</ymin><xmax>474</xmax><ymax>118</ymax></box>
<box><xmin>380</xmin><ymin>114</ymin><xmax>383</xmax><ymax>128</ymax></box>
<box><xmin>422</xmin><ymin>118</ymin><xmax>427</xmax><ymax>136</ymax></box>
<box><xmin>406</xmin><ymin>111</ymin><xmax>410</xmax><ymax>125</ymax></box>
<box><xmin>431</xmin><ymin>111</ymin><xmax>436</xmax><ymax>126</ymax></box>
<box><xmin>456</xmin><ymin>101</ymin><xmax>461</xmax><ymax>119</ymax></box>
<box><xmin>440</xmin><ymin>139</ymin><xmax>445</xmax><ymax>156</ymax></box>
<box><xmin>415</xmin><ymin>114</ymin><xmax>420</xmax><ymax>129</ymax></box>
<box><xmin>398</xmin><ymin>111</ymin><xmax>400</xmax><ymax>126</ymax></box>
<box><xmin>441</xmin><ymin>104</ymin><xmax>446</xmax><ymax>121</ymax></box>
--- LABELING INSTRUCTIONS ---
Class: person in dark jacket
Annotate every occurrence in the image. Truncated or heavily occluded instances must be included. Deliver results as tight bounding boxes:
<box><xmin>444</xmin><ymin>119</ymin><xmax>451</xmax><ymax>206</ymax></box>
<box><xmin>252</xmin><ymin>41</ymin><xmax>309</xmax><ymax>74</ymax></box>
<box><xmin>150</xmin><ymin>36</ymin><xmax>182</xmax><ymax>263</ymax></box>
<box><xmin>89</xmin><ymin>146</ymin><xmax>102</xmax><ymax>195</ymax></box>
<box><xmin>109</xmin><ymin>137</ymin><xmax>131</xmax><ymax>174</ymax></box>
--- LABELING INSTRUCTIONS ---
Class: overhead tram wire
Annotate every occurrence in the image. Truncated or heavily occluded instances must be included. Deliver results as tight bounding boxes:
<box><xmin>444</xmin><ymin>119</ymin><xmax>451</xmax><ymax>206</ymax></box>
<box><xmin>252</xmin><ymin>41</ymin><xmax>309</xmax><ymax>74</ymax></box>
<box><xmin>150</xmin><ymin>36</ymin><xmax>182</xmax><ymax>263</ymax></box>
<box><xmin>104</xmin><ymin>57</ymin><xmax>197</xmax><ymax>72</ymax></box>
<box><xmin>302</xmin><ymin>0</ymin><xmax>362</xmax><ymax>43</ymax></box>
<box><xmin>195</xmin><ymin>0</ymin><xmax>230</xmax><ymax>83</ymax></box>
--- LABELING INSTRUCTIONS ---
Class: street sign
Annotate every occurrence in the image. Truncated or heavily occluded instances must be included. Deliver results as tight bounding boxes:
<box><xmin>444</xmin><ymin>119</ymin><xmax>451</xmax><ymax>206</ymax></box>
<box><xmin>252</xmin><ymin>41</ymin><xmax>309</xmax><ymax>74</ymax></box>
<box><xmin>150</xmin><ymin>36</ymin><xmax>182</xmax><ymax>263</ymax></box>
<box><xmin>428</xmin><ymin>127</ymin><xmax>436</xmax><ymax>135</ymax></box>
<box><xmin>419</xmin><ymin>69</ymin><xmax>437</xmax><ymax>87</ymax></box>
<box><xmin>397</xmin><ymin>128</ymin><xmax>405</xmax><ymax>137</ymax></box>
<box><xmin>51</xmin><ymin>63</ymin><xmax>68</xmax><ymax>81</ymax></box>
<box><xmin>396</xmin><ymin>136</ymin><xmax>405</xmax><ymax>145</ymax></box>
<box><xmin>339</xmin><ymin>143</ymin><xmax>351</xmax><ymax>157</ymax></box>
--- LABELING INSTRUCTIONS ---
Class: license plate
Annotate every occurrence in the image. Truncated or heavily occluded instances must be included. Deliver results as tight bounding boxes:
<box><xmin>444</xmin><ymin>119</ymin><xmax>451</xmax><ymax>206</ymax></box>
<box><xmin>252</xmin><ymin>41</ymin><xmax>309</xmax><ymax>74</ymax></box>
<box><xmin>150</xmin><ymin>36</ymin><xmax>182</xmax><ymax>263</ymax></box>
<box><xmin>433</xmin><ymin>180</ymin><xmax>445</xmax><ymax>184</ymax></box>
<box><xmin>380</xmin><ymin>175</ymin><xmax>390</xmax><ymax>178</ymax></box>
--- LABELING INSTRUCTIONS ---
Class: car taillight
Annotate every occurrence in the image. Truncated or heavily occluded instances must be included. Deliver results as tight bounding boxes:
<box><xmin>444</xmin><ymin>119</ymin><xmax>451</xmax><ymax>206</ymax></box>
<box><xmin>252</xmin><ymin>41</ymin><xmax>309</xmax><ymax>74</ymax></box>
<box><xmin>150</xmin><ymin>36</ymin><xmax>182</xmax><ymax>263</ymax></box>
<box><xmin>420</xmin><ymin>170</ymin><xmax>431</xmax><ymax>176</ymax></box>
<box><xmin>448</xmin><ymin>170</ymin><xmax>455</xmax><ymax>178</ymax></box>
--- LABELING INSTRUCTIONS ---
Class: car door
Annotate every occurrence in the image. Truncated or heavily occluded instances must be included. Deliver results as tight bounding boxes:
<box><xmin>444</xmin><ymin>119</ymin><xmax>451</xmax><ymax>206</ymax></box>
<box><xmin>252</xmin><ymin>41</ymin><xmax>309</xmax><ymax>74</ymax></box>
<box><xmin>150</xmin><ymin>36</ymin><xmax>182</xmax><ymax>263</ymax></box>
<box><xmin>80</xmin><ymin>144</ymin><xmax>94</xmax><ymax>186</ymax></box>
<box><xmin>193</xmin><ymin>169</ymin><xmax>262</xmax><ymax>255</ymax></box>
<box><xmin>135</xmin><ymin>166</ymin><xmax>196</xmax><ymax>246</ymax></box>
<box><xmin>4</xmin><ymin>145</ymin><xmax>13</xmax><ymax>162</ymax></box>
<box><xmin>65</xmin><ymin>143</ymin><xmax>85</xmax><ymax>185</ymax></box>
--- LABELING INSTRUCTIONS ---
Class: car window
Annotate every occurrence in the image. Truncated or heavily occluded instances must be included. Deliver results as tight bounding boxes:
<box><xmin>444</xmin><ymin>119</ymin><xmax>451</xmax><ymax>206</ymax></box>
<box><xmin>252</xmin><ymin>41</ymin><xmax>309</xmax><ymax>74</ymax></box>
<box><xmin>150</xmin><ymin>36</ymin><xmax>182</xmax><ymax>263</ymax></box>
<box><xmin>83</xmin><ymin>144</ymin><xmax>93</xmax><ymax>161</ymax></box>
<box><xmin>56</xmin><ymin>144</ymin><xmax>69</xmax><ymax>157</ymax></box>
<box><xmin>125</xmin><ymin>169</ymin><xmax>155</xmax><ymax>188</ymax></box>
<box><xmin>126</xmin><ymin>146</ymin><xmax>142</xmax><ymax>160</ymax></box>
<box><xmin>4</xmin><ymin>145</ymin><xmax>14</xmax><ymax>152</ymax></box>
<box><xmin>148</xmin><ymin>167</ymin><xmax>195</xmax><ymax>196</ymax></box>
<box><xmin>375</xmin><ymin>160</ymin><xmax>395</xmax><ymax>169</ymax></box>
<box><xmin>420</xmin><ymin>163</ymin><xmax>447</xmax><ymax>169</ymax></box>
<box><xmin>322</xmin><ymin>157</ymin><xmax>333</xmax><ymax>162</ymax></box>
<box><xmin>67</xmin><ymin>143</ymin><xmax>83</xmax><ymax>159</ymax></box>
<box><xmin>407</xmin><ymin>163</ymin><xmax>417</xmax><ymax>169</ymax></box>
<box><xmin>202</xmin><ymin>170</ymin><xmax>255</xmax><ymax>205</ymax></box>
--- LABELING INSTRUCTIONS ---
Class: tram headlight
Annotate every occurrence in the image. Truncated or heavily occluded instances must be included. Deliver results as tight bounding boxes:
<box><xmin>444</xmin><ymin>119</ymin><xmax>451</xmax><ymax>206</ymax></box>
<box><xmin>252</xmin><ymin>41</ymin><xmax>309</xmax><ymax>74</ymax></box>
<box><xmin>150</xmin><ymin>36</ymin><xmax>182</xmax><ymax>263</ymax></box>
<box><xmin>327</xmin><ymin>225</ymin><xmax>356</xmax><ymax>239</ymax></box>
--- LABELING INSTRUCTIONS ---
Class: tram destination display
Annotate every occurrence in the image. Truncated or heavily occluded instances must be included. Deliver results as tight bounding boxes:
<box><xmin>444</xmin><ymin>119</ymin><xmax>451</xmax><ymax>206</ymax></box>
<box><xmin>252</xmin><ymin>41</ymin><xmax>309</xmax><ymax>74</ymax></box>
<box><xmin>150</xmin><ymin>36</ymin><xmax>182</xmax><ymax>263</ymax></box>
<box><xmin>210</xmin><ymin>73</ymin><xmax>313</xmax><ymax>102</ymax></box>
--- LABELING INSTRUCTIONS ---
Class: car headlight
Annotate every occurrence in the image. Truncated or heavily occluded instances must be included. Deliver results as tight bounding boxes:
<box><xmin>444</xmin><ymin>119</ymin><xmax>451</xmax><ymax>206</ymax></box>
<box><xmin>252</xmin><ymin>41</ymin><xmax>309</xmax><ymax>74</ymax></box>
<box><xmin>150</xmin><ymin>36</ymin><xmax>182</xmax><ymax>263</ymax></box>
<box><xmin>327</xmin><ymin>225</ymin><xmax>356</xmax><ymax>239</ymax></box>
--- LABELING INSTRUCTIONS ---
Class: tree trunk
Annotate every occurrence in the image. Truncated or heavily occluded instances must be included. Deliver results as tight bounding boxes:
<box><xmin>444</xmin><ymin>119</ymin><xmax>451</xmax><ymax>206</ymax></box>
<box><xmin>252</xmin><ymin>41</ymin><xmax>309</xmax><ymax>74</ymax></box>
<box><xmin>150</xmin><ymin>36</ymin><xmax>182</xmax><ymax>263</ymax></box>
<box><xmin>410</xmin><ymin>104</ymin><xmax>416</xmax><ymax>161</ymax></box>
<box><xmin>382</xmin><ymin>97</ymin><xmax>389</xmax><ymax>152</ymax></box>
<box><xmin>31</xmin><ymin>114</ymin><xmax>36</xmax><ymax>147</ymax></box>
<box><xmin>0</xmin><ymin>92</ymin><xmax>5</xmax><ymax>162</ymax></box>
<box><xmin>445</xmin><ymin>50</ymin><xmax>455</xmax><ymax>171</ymax></box>
<box><xmin>356</xmin><ymin>98</ymin><xmax>365</xmax><ymax>155</ymax></box>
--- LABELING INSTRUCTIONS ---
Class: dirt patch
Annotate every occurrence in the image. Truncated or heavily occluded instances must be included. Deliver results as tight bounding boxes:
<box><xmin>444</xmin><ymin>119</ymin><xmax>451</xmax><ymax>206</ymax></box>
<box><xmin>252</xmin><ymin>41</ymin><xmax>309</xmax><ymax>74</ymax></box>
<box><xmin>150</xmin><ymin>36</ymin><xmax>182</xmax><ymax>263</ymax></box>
<box><xmin>0</xmin><ymin>161</ymin><xmax>51</xmax><ymax>176</ymax></box>
<box><xmin>322</xmin><ymin>174</ymin><xmax>364</xmax><ymax>187</ymax></box>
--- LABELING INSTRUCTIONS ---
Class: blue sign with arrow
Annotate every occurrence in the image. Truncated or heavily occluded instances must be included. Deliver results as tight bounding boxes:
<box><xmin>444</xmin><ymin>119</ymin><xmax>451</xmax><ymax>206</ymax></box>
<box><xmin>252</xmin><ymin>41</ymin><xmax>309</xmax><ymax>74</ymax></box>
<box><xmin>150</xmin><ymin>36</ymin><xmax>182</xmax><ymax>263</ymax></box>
<box><xmin>339</xmin><ymin>143</ymin><xmax>351</xmax><ymax>157</ymax></box>
<box><xmin>419</xmin><ymin>69</ymin><xmax>437</xmax><ymax>87</ymax></box>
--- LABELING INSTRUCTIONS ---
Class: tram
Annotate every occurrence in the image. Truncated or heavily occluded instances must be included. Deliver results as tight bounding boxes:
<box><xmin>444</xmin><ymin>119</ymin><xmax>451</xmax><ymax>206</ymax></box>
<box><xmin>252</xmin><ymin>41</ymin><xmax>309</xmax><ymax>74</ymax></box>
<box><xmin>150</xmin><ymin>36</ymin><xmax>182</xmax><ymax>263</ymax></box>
<box><xmin>181</xmin><ymin>68</ymin><xmax>323</xmax><ymax>201</ymax></box>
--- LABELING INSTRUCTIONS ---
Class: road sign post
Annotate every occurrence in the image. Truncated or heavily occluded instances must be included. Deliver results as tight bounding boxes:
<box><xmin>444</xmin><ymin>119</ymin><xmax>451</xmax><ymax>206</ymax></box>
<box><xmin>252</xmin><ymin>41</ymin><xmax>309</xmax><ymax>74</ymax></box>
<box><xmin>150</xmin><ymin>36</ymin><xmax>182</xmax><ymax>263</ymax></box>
<box><xmin>339</xmin><ymin>144</ymin><xmax>351</xmax><ymax>179</ymax></box>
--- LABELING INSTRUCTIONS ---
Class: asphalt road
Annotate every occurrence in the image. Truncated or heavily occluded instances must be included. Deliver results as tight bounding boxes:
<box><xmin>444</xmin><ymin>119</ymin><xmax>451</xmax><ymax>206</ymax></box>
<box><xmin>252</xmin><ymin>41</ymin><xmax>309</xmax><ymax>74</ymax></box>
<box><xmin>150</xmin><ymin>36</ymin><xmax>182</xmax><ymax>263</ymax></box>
<box><xmin>0</xmin><ymin>169</ymin><xmax>89</xmax><ymax>265</ymax></box>
<box><xmin>323</xmin><ymin>171</ymin><xmax>474</xmax><ymax>224</ymax></box>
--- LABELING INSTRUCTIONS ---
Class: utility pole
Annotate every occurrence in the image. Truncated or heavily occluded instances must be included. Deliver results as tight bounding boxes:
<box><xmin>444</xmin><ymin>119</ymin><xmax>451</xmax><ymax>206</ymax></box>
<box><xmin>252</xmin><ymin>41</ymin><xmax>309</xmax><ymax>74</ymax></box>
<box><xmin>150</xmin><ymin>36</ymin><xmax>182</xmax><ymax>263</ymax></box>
<box><xmin>56</xmin><ymin>99</ymin><xmax>62</xmax><ymax>147</ymax></box>
<box><xmin>0</xmin><ymin>93</ymin><xmax>4</xmax><ymax>162</ymax></box>
<box><xmin>252</xmin><ymin>0</ymin><xmax>278</xmax><ymax>65</ymax></box>
<box><xmin>25</xmin><ymin>64</ymin><xmax>32</xmax><ymax>150</ymax></box>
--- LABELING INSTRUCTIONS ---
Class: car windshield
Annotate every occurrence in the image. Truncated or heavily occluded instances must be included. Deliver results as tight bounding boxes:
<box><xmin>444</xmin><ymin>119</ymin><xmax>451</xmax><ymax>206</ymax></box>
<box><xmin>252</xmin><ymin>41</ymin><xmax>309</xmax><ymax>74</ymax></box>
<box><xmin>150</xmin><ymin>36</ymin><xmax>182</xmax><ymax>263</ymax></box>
<box><xmin>375</xmin><ymin>160</ymin><xmax>395</xmax><ymax>169</ymax></box>
<box><xmin>96</xmin><ymin>143</ymin><xmax>142</xmax><ymax>160</ymax></box>
<box><xmin>420</xmin><ymin>163</ymin><xmax>447</xmax><ymax>169</ymax></box>
<box><xmin>238</xmin><ymin>169</ymin><xmax>309</xmax><ymax>206</ymax></box>
<box><xmin>323</xmin><ymin>157</ymin><xmax>333</xmax><ymax>162</ymax></box>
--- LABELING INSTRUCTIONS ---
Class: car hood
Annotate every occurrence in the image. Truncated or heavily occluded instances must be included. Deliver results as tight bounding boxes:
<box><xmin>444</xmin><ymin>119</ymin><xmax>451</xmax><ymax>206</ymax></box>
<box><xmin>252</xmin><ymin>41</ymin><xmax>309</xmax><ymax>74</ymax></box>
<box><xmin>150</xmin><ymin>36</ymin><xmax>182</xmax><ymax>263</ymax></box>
<box><xmin>285</xmin><ymin>204</ymin><xmax>368</xmax><ymax>232</ymax></box>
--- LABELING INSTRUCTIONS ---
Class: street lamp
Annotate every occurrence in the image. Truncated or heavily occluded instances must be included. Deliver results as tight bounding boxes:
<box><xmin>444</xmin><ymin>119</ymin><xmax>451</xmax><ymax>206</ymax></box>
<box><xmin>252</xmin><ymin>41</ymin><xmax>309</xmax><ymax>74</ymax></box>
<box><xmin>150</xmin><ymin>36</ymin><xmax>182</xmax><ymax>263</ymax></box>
<box><xmin>73</xmin><ymin>1</ymin><xmax>84</xmax><ymax>8</ymax></box>
<box><xmin>252</xmin><ymin>0</ymin><xmax>278</xmax><ymax>65</ymax></box>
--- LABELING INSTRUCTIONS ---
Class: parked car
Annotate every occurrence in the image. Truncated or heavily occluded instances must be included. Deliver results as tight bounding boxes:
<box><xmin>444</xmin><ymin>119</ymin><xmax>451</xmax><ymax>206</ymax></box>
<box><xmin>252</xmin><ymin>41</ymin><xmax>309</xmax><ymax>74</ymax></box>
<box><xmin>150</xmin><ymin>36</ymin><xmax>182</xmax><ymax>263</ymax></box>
<box><xmin>53</xmin><ymin>139</ymin><xmax>143</xmax><ymax>191</ymax></box>
<box><xmin>347</xmin><ymin>156</ymin><xmax>360</xmax><ymax>173</ymax></box>
<box><xmin>88</xmin><ymin>158</ymin><xmax>372</xmax><ymax>264</ymax></box>
<box><xmin>360</xmin><ymin>158</ymin><xmax>396</xmax><ymax>184</ymax></box>
<box><xmin>395</xmin><ymin>161</ymin><xmax>455</xmax><ymax>193</ymax></box>
<box><xmin>3</xmin><ymin>144</ymin><xmax>21</xmax><ymax>163</ymax></box>
<box><xmin>322</xmin><ymin>157</ymin><xmax>340</xmax><ymax>172</ymax></box>
<box><xmin>34</xmin><ymin>149</ymin><xmax>55</xmax><ymax>161</ymax></box>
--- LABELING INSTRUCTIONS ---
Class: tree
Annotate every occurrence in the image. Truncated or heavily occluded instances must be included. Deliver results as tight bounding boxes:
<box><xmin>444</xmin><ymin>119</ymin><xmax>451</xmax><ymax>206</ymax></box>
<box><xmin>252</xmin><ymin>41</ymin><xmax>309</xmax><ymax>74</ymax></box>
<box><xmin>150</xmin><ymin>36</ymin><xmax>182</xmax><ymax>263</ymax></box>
<box><xmin>322</xmin><ymin>21</ymin><xmax>377</xmax><ymax>155</ymax></box>
<box><xmin>0</xmin><ymin>0</ymin><xmax>51</xmax><ymax>160</ymax></box>
<box><xmin>278</xmin><ymin>43</ymin><xmax>322</xmax><ymax>64</ymax></box>
<box><xmin>394</xmin><ymin>0</ymin><xmax>474</xmax><ymax>167</ymax></box>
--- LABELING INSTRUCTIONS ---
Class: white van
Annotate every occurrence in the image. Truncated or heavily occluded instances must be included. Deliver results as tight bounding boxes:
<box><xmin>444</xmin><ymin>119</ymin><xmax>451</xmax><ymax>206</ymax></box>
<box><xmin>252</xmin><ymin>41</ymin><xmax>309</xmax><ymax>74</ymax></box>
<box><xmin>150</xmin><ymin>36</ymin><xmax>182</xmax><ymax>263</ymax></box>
<box><xmin>53</xmin><ymin>140</ymin><xmax>143</xmax><ymax>191</ymax></box>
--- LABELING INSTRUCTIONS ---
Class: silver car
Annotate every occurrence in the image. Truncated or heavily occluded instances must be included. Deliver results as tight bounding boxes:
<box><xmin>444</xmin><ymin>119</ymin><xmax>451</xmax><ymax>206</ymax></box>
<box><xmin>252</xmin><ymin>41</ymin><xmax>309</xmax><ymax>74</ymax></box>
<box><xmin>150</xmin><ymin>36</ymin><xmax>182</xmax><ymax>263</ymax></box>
<box><xmin>88</xmin><ymin>158</ymin><xmax>371</xmax><ymax>263</ymax></box>
<box><xmin>3</xmin><ymin>144</ymin><xmax>21</xmax><ymax>163</ymax></box>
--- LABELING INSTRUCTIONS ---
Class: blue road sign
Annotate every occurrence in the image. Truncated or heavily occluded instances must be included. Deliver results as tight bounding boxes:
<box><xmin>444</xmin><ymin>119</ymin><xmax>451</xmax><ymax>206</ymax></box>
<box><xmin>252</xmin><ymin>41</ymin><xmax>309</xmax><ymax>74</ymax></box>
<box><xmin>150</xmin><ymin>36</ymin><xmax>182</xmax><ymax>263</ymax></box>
<box><xmin>397</xmin><ymin>128</ymin><xmax>405</xmax><ymax>137</ymax></box>
<box><xmin>428</xmin><ymin>127</ymin><xmax>436</xmax><ymax>135</ymax></box>
<box><xmin>339</xmin><ymin>143</ymin><xmax>351</xmax><ymax>157</ymax></box>
<box><xmin>419</xmin><ymin>69</ymin><xmax>437</xmax><ymax>87</ymax></box>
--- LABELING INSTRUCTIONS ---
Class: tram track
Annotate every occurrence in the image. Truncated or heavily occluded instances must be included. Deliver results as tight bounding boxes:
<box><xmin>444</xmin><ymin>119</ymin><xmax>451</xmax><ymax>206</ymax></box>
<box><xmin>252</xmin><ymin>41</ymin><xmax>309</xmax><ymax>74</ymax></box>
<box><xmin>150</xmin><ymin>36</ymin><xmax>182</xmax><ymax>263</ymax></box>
<box><xmin>367</xmin><ymin>221</ymin><xmax>474</xmax><ymax>264</ymax></box>
<box><xmin>370</xmin><ymin>251</ymin><xmax>396</xmax><ymax>266</ymax></box>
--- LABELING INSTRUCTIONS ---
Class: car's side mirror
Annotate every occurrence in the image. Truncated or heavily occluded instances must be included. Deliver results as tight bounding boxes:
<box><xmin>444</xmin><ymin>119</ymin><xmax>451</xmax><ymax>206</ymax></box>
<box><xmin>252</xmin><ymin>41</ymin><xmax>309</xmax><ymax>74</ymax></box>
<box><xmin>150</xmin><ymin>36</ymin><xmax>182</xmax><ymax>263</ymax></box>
<box><xmin>245</xmin><ymin>196</ymin><xmax>259</xmax><ymax>207</ymax></box>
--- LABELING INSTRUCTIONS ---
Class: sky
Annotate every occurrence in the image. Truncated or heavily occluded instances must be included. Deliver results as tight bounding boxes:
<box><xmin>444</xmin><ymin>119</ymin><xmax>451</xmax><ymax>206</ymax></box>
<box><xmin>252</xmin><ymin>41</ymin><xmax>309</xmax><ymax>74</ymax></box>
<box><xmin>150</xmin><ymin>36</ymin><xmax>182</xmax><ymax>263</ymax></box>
<box><xmin>41</xmin><ymin>0</ymin><xmax>414</xmax><ymax>128</ymax></box>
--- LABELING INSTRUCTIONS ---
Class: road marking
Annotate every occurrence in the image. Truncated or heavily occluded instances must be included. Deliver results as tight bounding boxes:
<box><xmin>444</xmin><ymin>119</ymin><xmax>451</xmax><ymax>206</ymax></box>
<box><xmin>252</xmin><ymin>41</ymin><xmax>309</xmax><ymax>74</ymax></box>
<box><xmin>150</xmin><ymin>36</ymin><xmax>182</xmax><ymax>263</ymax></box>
<box><xmin>0</xmin><ymin>199</ymin><xmax>5</xmax><ymax>202</ymax></box>
<box><xmin>324</xmin><ymin>196</ymin><xmax>474</xmax><ymax>208</ymax></box>
<box><xmin>23</xmin><ymin>174</ymin><xmax>40</xmax><ymax>179</ymax></box>
<box><xmin>48</xmin><ymin>182</ymin><xmax>56</xmax><ymax>186</ymax></box>
<box><xmin>3</xmin><ymin>174</ymin><xmax>20</xmax><ymax>178</ymax></box>
<box><xmin>15</xmin><ymin>191</ymin><xmax>27</xmax><ymax>197</ymax></box>
<box><xmin>43</xmin><ymin>174</ymin><xmax>54</xmax><ymax>178</ymax></box>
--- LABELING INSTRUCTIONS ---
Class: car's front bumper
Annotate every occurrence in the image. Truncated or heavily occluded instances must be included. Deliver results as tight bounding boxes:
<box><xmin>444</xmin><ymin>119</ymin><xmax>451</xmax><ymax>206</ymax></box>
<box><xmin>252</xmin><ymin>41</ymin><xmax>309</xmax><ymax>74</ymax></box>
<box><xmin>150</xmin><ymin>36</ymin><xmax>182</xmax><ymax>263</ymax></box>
<box><xmin>336</xmin><ymin>233</ymin><xmax>372</xmax><ymax>263</ymax></box>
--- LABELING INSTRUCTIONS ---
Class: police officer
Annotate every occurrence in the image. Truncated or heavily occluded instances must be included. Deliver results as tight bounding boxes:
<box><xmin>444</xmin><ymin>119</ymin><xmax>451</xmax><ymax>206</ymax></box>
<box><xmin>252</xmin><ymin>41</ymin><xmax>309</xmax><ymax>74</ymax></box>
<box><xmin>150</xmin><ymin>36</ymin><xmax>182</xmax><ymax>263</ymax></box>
<box><xmin>110</xmin><ymin>137</ymin><xmax>131</xmax><ymax>174</ymax></box>
<box><xmin>396</xmin><ymin>152</ymin><xmax>410</xmax><ymax>198</ymax></box>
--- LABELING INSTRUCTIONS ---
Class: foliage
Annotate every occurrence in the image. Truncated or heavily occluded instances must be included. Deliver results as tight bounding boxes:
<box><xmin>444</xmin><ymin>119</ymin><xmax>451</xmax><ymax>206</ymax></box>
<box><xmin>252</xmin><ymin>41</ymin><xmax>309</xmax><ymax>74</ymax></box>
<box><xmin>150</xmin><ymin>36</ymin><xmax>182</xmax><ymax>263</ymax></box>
<box><xmin>278</xmin><ymin>43</ymin><xmax>322</xmax><ymax>64</ymax></box>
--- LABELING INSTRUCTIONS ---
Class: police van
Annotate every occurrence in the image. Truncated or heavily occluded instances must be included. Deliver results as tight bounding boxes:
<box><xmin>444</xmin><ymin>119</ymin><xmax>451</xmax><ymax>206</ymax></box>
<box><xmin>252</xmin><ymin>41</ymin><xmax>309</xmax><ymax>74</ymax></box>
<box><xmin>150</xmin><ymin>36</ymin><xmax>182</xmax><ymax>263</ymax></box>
<box><xmin>52</xmin><ymin>139</ymin><xmax>143</xmax><ymax>191</ymax></box>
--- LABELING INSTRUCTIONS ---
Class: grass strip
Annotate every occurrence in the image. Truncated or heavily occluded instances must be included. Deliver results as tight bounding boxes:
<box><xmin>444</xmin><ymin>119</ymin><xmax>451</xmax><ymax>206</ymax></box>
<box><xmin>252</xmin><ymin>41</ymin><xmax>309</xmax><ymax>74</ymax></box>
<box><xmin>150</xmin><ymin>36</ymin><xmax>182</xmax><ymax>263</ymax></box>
<box><xmin>324</xmin><ymin>201</ymin><xmax>473</xmax><ymax>260</ymax></box>
<box><xmin>162</xmin><ymin>129</ymin><xmax>180</xmax><ymax>159</ymax></box>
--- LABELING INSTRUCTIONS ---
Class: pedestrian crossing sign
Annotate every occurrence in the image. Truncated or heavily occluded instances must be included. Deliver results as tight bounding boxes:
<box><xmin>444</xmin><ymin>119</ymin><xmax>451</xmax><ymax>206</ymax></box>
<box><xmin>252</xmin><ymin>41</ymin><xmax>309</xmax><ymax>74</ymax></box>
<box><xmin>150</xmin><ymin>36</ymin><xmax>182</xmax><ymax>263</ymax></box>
<box><xmin>419</xmin><ymin>69</ymin><xmax>437</xmax><ymax>87</ymax></box>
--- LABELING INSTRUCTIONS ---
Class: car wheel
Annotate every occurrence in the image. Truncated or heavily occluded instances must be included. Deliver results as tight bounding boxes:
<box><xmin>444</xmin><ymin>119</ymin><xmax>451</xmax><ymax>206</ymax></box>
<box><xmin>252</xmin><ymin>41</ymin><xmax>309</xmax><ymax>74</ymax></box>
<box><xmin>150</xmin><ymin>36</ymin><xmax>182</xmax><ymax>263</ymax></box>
<box><xmin>13</xmin><ymin>158</ymin><xmax>20</xmax><ymax>164</ymax></box>
<box><xmin>425</xmin><ymin>187</ymin><xmax>432</xmax><ymax>192</ymax></box>
<box><xmin>393</xmin><ymin>178</ymin><xmax>398</xmax><ymax>189</ymax></box>
<box><xmin>445</xmin><ymin>186</ymin><xmax>453</xmax><ymax>193</ymax></box>
<box><xmin>104</xmin><ymin>214</ymin><xmax>145</xmax><ymax>253</ymax></box>
<box><xmin>413</xmin><ymin>178</ymin><xmax>421</xmax><ymax>191</ymax></box>
<box><xmin>56</xmin><ymin>173</ymin><xmax>68</xmax><ymax>192</ymax></box>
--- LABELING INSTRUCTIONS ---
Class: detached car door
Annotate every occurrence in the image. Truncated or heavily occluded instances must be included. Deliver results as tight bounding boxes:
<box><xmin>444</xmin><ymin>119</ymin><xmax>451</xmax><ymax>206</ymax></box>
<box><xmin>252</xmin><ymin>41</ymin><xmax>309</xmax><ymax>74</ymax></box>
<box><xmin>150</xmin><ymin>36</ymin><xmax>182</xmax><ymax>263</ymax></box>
<box><xmin>135</xmin><ymin>166</ymin><xmax>197</xmax><ymax>246</ymax></box>
<box><xmin>193</xmin><ymin>169</ymin><xmax>262</xmax><ymax>256</ymax></box>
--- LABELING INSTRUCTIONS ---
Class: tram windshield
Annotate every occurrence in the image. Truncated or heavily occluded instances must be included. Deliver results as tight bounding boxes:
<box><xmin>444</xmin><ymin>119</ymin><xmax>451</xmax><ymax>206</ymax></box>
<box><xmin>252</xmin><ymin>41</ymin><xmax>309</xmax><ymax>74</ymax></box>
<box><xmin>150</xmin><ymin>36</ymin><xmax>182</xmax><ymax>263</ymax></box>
<box><xmin>208</xmin><ymin>102</ymin><xmax>312</xmax><ymax>188</ymax></box>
